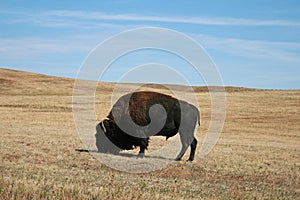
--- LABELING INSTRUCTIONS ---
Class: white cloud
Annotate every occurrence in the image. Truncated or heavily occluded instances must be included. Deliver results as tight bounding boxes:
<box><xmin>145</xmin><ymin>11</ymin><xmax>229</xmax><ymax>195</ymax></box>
<box><xmin>44</xmin><ymin>10</ymin><xmax>300</xmax><ymax>26</ymax></box>
<box><xmin>2</xmin><ymin>10</ymin><xmax>300</xmax><ymax>27</ymax></box>
<box><xmin>0</xmin><ymin>10</ymin><xmax>132</xmax><ymax>29</ymax></box>
<box><xmin>1</xmin><ymin>9</ymin><xmax>300</xmax><ymax>79</ymax></box>
<box><xmin>1</xmin><ymin>30</ymin><xmax>299</xmax><ymax>66</ymax></box>
<box><xmin>0</xmin><ymin>36</ymin><xmax>95</xmax><ymax>59</ymax></box>
<box><xmin>195</xmin><ymin>34</ymin><xmax>300</xmax><ymax>63</ymax></box>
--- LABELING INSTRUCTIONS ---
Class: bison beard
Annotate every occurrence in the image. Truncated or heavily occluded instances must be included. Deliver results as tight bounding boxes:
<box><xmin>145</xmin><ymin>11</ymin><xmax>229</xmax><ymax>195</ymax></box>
<box><xmin>95</xmin><ymin>91</ymin><xmax>200</xmax><ymax>161</ymax></box>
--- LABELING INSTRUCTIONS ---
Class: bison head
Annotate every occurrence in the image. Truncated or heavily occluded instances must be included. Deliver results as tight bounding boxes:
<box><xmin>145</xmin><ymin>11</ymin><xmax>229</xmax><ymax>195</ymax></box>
<box><xmin>95</xmin><ymin>119</ymin><xmax>121</xmax><ymax>154</ymax></box>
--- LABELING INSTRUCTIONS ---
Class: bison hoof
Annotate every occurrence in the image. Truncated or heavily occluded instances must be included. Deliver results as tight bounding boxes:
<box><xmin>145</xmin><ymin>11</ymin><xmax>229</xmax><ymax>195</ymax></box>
<box><xmin>175</xmin><ymin>157</ymin><xmax>181</xmax><ymax>161</ymax></box>
<box><xmin>137</xmin><ymin>153</ymin><xmax>144</xmax><ymax>159</ymax></box>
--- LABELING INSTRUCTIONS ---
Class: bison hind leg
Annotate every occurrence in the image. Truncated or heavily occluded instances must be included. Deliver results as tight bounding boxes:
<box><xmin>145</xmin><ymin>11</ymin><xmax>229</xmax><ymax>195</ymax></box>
<box><xmin>176</xmin><ymin>130</ymin><xmax>196</xmax><ymax>161</ymax></box>
<box><xmin>188</xmin><ymin>138</ymin><xmax>197</xmax><ymax>161</ymax></box>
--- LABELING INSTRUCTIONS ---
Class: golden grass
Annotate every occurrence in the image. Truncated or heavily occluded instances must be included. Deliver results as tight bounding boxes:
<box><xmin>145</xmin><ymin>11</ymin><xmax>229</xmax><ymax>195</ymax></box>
<box><xmin>0</xmin><ymin>68</ymin><xmax>299</xmax><ymax>199</ymax></box>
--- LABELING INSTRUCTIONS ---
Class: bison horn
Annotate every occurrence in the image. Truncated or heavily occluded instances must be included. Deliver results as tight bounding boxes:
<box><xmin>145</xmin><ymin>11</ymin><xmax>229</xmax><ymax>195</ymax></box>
<box><xmin>100</xmin><ymin>121</ymin><xmax>106</xmax><ymax>133</ymax></box>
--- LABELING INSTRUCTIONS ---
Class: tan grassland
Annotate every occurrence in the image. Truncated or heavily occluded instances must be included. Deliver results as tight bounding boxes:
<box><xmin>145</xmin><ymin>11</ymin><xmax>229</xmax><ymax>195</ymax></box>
<box><xmin>0</xmin><ymin>68</ymin><xmax>299</xmax><ymax>199</ymax></box>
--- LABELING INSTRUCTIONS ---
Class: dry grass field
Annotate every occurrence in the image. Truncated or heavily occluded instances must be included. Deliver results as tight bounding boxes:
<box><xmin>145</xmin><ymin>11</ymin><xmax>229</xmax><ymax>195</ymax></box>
<box><xmin>0</xmin><ymin>68</ymin><xmax>299</xmax><ymax>199</ymax></box>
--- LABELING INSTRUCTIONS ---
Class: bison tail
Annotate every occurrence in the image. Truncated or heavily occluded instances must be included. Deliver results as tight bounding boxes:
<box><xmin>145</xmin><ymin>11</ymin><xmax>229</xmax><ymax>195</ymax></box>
<box><xmin>196</xmin><ymin>107</ymin><xmax>200</xmax><ymax>126</ymax></box>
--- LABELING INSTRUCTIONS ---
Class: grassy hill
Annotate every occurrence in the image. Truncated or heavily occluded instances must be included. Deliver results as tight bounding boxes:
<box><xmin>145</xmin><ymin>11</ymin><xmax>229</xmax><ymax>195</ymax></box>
<box><xmin>0</xmin><ymin>68</ymin><xmax>299</xmax><ymax>199</ymax></box>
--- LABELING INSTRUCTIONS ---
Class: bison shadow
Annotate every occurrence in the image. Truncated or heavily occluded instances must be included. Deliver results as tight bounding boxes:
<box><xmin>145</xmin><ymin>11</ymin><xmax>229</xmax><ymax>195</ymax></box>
<box><xmin>75</xmin><ymin>148</ymin><xmax>174</xmax><ymax>161</ymax></box>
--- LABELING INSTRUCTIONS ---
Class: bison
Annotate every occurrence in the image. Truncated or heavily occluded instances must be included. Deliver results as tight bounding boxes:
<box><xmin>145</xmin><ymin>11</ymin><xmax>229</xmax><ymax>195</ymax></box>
<box><xmin>95</xmin><ymin>91</ymin><xmax>200</xmax><ymax>161</ymax></box>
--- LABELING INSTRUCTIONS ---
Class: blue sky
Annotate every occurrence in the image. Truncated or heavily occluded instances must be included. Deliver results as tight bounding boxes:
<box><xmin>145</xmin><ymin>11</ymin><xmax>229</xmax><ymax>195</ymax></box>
<box><xmin>0</xmin><ymin>0</ymin><xmax>300</xmax><ymax>89</ymax></box>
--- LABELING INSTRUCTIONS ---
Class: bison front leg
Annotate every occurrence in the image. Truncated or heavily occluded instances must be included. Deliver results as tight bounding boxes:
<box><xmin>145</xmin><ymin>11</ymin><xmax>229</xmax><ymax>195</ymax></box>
<box><xmin>137</xmin><ymin>138</ymin><xmax>149</xmax><ymax>159</ymax></box>
<box><xmin>137</xmin><ymin>148</ymin><xmax>145</xmax><ymax>159</ymax></box>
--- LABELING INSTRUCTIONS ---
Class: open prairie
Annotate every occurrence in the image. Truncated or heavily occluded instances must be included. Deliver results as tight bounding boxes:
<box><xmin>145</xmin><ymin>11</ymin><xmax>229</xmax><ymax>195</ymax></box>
<box><xmin>0</xmin><ymin>68</ymin><xmax>299</xmax><ymax>199</ymax></box>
